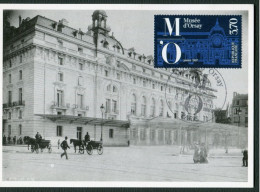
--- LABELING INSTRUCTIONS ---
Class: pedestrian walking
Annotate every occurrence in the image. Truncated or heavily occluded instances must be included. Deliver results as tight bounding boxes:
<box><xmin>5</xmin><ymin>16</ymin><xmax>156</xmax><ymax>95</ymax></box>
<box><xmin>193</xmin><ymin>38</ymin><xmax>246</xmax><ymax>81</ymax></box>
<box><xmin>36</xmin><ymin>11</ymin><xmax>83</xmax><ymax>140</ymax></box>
<box><xmin>60</xmin><ymin>136</ymin><xmax>70</xmax><ymax>160</ymax></box>
<box><xmin>13</xmin><ymin>136</ymin><xmax>16</xmax><ymax>145</ymax></box>
<box><xmin>8</xmin><ymin>135</ymin><xmax>11</xmax><ymax>144</ymax></box>
<box><xmin>242</xmin><ymin>148</ymin><xmax>248</xmax><ymax>167</ymax></box>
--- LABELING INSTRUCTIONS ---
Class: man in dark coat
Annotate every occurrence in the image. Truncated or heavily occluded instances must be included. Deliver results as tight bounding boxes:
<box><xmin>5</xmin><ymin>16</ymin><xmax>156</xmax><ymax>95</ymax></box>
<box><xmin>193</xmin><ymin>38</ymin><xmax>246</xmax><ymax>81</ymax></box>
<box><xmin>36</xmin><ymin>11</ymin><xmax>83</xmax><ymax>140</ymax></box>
<box><xmin>242</xmin><ymin>149</ymin><xmax>248</xmax><ymax>167</ymax></box>
<box><xmin>61</xmin><ymin>136</ymin><xmax>70</xmax><ymax>160</ymax></box>
<box><xmin>84</xmin><ymin>132</ymin><xmax>90</xmax><ymax>143</ymax></box>
<box><xmin>35</xmin><ymin>132</ymin><xmax>42</xmax><ymax>144</ymax></box>
<box><xmin>13</xmin><ymin>136</ymin><xmax>16</xmax><ymax>144</ymax></box>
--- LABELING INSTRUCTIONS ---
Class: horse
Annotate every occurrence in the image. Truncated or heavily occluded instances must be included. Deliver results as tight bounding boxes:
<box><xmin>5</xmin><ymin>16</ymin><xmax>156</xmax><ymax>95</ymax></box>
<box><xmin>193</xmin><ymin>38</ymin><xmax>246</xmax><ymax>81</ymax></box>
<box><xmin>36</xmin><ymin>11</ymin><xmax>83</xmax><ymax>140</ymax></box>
<box><xmin>24</xmin><ymin>136</ymin><xmax>52</xmax><ymax>153</ymax></box>
<box><xmin>23</xmin><ymin>136</ymin><xmax>37</xmax><ymax>151</ymax></box>
<box><xmin>70</xmin><ymin>139</ymin><xmax>85</xmax><ymax>153</ymax></box>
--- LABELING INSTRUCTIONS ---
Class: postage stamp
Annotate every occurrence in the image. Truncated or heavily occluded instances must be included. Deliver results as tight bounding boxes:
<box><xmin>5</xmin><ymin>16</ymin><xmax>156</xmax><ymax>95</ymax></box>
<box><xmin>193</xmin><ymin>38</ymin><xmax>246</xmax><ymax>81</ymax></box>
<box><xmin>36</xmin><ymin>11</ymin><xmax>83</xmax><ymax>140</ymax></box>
<box><xmin>0</xmin><ymin>4</ymin><xmax>255</xmax><ymax>188</ymax></box>
<box><xmin>154</xmin><ymin>15</ymin><xmax>242</xmax><ymax>68</ymax></box>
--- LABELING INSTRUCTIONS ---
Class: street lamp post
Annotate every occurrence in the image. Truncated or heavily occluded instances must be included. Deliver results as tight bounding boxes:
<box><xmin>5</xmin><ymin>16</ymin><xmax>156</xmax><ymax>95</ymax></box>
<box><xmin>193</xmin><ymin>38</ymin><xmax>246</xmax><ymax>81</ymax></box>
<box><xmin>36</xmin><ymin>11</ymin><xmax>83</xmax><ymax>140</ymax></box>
<box><xmin>237</xmin><ymin>107</ymin><xmax>242</xmax><ymax>148</ymax></box>
<box><xmin>100</xmin><ymin>104</ymin><xmax>105</xmax><ymax>141</ymax></box>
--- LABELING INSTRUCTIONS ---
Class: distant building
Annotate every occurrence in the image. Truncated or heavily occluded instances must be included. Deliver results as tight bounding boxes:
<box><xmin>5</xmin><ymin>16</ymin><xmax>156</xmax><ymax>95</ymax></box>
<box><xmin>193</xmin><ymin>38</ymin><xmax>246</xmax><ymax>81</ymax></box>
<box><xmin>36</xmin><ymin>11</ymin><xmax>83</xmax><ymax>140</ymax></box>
<box><xmin>229</xmin><ymin>92</ymin><xmax>248</xmax><ymax>127</ymax></box>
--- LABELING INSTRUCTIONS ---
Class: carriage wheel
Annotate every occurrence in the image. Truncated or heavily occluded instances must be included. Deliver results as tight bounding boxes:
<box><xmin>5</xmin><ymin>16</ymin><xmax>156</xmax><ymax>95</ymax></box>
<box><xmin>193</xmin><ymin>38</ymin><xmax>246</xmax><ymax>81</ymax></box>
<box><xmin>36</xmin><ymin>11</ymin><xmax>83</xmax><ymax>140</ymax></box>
<box><xmin>79</xmin><ymin>146</ymin><xmax>84</xmax><ymax>154</ymax></box>
<box><xmin>86</xmin><ymin>145</ymin><xmax>93</xmax><ymax>155</ymax></box>
<box><xmin>97</xmin><ymin>145</ymin><xmax>103</xmax><ymax>155</ymax></box>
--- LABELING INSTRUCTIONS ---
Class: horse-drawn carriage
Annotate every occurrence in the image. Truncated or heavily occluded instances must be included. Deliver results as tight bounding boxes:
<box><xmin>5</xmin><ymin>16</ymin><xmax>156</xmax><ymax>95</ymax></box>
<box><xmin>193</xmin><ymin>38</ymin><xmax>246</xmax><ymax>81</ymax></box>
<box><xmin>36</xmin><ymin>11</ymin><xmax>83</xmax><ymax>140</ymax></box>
<box><xmin>70</xmin><ymin>139</ymin><xmax>103</xmax><ymax>155</ymax></box>
<box><xmin>24</xmin><ymin>136</ymin><xmax>52</xmax><ymax>153</ymax></box>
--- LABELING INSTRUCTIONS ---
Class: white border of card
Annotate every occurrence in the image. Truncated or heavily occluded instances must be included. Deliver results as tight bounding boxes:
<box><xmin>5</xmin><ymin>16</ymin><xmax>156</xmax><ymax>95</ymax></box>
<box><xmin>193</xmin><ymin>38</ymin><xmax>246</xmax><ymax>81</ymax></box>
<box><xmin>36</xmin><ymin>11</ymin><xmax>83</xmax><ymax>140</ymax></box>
<box><xmin>0</xmin><ymin>4</ymin><xmax>254</xmax><ymax>188</ymax></box>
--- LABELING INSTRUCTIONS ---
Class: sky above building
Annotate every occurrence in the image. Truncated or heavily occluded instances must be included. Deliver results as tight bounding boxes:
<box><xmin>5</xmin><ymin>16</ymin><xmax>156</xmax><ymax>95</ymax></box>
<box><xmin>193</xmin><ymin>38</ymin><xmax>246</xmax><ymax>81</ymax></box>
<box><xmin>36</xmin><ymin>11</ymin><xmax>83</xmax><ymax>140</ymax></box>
<box><xmin>6</xmin><ymin>10</ymin><xmax>249</xmax><ymax>109</ymax></box>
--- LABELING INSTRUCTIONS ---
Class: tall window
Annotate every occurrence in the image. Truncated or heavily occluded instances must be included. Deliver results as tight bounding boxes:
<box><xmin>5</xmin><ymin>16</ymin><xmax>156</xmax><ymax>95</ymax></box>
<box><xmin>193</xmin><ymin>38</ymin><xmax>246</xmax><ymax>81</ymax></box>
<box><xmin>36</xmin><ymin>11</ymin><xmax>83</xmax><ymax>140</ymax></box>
<box><xmin>77</xmin><ymin>127</ymin><xmax>82</xmax><ymax>140</ymax></box>
<box><xmin>9</xmin><ymin>60</ymin><xmax>12</xmax><ymax>68</ymax></box>
<box><xmin>159</xmin><ymin>100</ymin><xmax>164</xmax><ymax>116</ymax></box>
<box><xmin>112</xmin><ymin>86</ymin><xmax>117</xmax><ymax>93</ymax></box>
<box><xmin>19</xmin><ymin>70</ymin><xmax>22</xmax><ymax>80</ymax></box>
<box><xmin>133</xmin><ymin>78</ymin><xmax>136</xmax><ymax>84</ymax></box>
<box><xmin>79</xmin><ymin>63</ymin><xmax>83</xmax><ymax>70</ymax></box>
<box><xmin>141</xmin><ymin>96</ymin><xmax>146</xmax><ymax>116</ymax></box>
<box><xmin>8</xmin><ymin>112</ymin><xmax>11</xmax><ymax>120</ymax></box>
<box><xmin>117</xmin><ymin>73</ymin><xmax>120</xmax><ymax>80</ymax></box>
<box><xmin>8</xmin><ymin>91</ymin><xmax>12</xmax><ymax>104</ymax></box>
<box><xmin>106</xmin><ymin>99</ymin><xmax>111</xmax><ymax>113</ymax></box>
<box><xmin>143</xmin><ymin>80</ymin><xmax>146</xmax><ymax>87</ymax></box>
<box><xmin>57</xmin><ymin>126</ymin><xmax>62</xmax><ymax>136</ymax></box>
<box><xmin>150</xmin><ymin>98</ymin><xmax>156</xmax><ymax>117</ymax></box>
<box><xmin>58</xmin><ymin>72</ymin><xmax>63</xmax><ymax>82</ymax></box>
<box><xmin>105</xmin><ymin>70</ymin><xmax>108</xmax><ymax>77</ymax></box>
<box><xmin>20</xmin><ymin>55</ymin><xmax>22</xmax><ymax>63</ymax></box>
<box><xmin>19</xmin><ymin>88</ymin><xmax>23</xmax><ymax>103</ymax></box>
<box><xmin>112</xmin><ymin>100</ymin><xmax>117</xmax><ymax>113</ymax></box>
<box><xmin>77</xmin><ymin>94</ymin><xmax>83</xmax><ymax>109</ymax></box>
<box><xmin>58</xmin><ymin>57</ymin><xmax>63</xmax><ymax>65</ymax></box>
<box><xmin>109</xmin><ymin>129</ymin><xmax>114</xmax><ymax>138</ymax></box>
<box><xmin>9</xmin><ymin>74</ymin><xmax>11</xmax><ymax>83</ymax></box>
<box><xmin>18</xmin><ymin>110</ymin><xmax>22</xmax><ymax>119</ymax></box>
<box><xmin>57</xmin><ymin>90</ymin><xmax>63</xmax><ymax>107</ymax></box>
<box><xmin>78</xmin><ymin>76</ymin><xmax>83</xmax><ymax>86</ymax></box>
<box><xmin>131</xmin><ymin>94</ymin><xmax>137</xmax><ymax>115</ymax></box>
<box><xmin>19</xmin><ymin>124</ymin><xmax>22</xmax><ymax>135</ymax></box>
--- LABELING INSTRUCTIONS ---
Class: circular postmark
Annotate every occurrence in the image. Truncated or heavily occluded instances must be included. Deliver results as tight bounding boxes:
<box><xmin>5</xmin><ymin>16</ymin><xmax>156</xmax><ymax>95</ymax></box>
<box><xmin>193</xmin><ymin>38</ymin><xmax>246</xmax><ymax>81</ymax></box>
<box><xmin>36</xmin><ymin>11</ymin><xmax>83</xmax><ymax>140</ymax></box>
<box><xmin>165</xmin><ymin>68</ymin><xmax>227</xmax><ymax>124</ymax></box>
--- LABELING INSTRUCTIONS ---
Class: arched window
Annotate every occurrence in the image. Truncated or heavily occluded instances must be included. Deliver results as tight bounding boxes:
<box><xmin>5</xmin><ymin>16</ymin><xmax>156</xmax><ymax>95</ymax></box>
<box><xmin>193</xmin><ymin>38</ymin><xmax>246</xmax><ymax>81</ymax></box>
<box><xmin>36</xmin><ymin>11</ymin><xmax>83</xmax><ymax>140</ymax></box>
<box><xmin>150</xmin><ymin>98</ymin><xmax>156</xmax><ymax>117</ymax></box>
<box><xmin>141</xmin><ymin>96</ymin><xmax>146</xmax><ymax>117</ymax></box>
<box><xmin>131</xmin><ymin>94</ymin><xmax>136</xmax><ymax>115</ymax></box>
<box><xmin>159</xmin><ymin>100</ymin><xmax>164</xmax><ymax>116</ymax></box>
<box><xmin>107</xmin><ymin>84</ymin><xmax>111</xmax><ymax>92</ymax></box>
<box><xmin>113</xmin><ymin>86</ymin><xmax>117</xmax><ymax>93</ymax></box>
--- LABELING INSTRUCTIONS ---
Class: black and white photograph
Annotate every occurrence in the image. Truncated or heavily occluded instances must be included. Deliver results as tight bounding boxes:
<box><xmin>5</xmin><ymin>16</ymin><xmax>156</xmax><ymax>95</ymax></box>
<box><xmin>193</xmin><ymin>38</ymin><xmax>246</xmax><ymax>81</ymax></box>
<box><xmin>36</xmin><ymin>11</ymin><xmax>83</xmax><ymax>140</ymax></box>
<box><xmin>0</xmin><ymin>4</ymin><xmax>255</xmax><ymax>188</ymax></box>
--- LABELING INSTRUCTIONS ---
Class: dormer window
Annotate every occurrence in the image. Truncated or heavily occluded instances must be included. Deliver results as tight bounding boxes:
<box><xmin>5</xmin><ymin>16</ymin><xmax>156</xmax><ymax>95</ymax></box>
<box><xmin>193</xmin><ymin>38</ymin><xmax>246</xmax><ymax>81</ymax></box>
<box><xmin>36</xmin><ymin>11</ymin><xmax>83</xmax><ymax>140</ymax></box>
<box><xmin>58</xmin><ymin>39</ymin><xmax>63</xmax><ymax>47</ymax></box>
<box><xmin>78</xmin><ymin>47</ymin><xmax>83</xmax><ymax>53</ymax></box>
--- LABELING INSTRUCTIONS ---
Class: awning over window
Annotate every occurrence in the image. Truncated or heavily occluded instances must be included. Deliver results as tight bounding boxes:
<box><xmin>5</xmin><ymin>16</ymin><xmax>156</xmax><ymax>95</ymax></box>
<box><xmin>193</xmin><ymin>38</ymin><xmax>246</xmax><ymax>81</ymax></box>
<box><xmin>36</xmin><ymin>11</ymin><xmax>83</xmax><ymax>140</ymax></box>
<box><xmin>36</xmin><ymin>114</ymin><xmax>130</xmax><ymax>128</ymax></box>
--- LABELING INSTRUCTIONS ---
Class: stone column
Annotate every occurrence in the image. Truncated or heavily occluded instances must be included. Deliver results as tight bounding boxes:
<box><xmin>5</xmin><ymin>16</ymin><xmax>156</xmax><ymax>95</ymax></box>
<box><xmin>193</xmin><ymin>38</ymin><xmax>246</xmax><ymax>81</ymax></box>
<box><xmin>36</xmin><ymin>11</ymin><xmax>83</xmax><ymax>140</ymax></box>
<box><xmin>170</xmin><ymin>130</ymin><xmax>174</xmax><ymax>145</ymax></box>
<box><xmin>155</xmin><ymin>129</ymin><xmax>159</xmax><ymax>145</ymax></box>
<box><xmin>145</xmin><ymin>127</ymin><xmax>150</xmax><ymax>145</ymax></box>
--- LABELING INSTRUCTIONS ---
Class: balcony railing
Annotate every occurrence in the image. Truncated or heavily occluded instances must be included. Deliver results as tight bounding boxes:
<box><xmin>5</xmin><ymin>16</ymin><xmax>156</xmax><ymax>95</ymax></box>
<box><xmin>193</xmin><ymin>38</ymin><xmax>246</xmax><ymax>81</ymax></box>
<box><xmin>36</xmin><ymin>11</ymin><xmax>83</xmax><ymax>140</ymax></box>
<box><xmin>3</xmin><ymin>101</ymin><xmax>25</xmax><ymax>108</ymax></box>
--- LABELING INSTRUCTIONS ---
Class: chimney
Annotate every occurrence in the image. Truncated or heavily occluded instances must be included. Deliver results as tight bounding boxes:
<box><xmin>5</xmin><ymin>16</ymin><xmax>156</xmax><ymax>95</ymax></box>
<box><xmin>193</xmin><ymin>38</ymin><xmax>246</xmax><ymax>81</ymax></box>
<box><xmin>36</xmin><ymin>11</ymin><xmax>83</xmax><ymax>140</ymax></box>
<box><xmin>19</xmin><ymin>15</ymin><xmax>22</xmax><ymax>27</ymax></box>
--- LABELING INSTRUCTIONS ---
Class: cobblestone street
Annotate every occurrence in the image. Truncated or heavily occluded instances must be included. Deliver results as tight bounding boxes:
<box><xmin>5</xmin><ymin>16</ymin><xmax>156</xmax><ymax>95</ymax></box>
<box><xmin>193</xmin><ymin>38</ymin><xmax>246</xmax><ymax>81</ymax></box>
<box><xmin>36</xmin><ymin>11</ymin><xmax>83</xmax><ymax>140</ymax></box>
<box><xmin>3</xmin><ymin>145</ymin><xmax>247</xmax><ymax>182</ymax></box>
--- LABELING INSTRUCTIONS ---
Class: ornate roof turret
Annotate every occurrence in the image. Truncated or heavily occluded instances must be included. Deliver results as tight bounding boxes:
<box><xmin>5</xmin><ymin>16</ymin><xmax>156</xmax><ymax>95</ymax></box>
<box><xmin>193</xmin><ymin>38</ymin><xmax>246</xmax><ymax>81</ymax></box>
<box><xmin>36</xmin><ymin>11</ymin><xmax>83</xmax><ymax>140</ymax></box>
<box><xmin>209</xmin><ymin>19</ymin><xmax>225</xmax><ymax>35</ymax></box>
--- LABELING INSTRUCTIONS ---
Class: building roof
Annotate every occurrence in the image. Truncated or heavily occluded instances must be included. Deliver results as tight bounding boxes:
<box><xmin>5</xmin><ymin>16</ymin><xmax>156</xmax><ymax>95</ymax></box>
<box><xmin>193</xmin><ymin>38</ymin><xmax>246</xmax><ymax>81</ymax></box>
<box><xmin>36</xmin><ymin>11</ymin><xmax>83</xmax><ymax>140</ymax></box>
<box><xmin>36</xmin><ymin>114</ymin><xmax>130</xmax><ymax>128</ymax></box>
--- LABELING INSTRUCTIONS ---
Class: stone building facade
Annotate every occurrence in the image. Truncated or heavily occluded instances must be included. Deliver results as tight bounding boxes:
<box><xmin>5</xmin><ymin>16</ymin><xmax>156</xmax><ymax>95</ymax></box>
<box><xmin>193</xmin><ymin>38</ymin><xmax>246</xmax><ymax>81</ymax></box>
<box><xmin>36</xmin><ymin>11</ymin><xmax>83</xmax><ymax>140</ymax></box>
<box><xmin>3</xmin><ymin>10</ymin><xmax>216</xmax><ymax>146</ymax></box>
<box><xmin>229</xmin><ymin>92</ymin><xmax>248</xmax><ymax>127</ymax></box>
